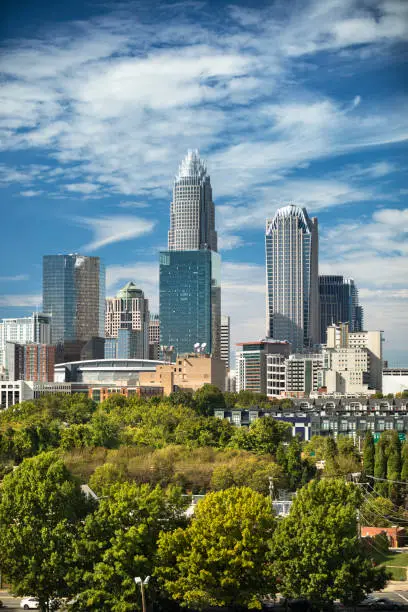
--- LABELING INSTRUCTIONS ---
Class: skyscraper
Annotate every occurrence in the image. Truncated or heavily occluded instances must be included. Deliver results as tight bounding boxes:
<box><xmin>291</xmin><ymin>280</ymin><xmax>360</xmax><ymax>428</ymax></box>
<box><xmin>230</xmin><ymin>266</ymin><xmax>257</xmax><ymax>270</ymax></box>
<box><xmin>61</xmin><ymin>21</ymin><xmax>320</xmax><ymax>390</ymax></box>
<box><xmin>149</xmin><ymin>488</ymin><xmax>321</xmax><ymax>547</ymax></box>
<box><xmin>160</xmin><ymin>150</ymin><xmax>221</xmax><ymax>357</ymax></box>
<box><xmin>319</xmin><ymin>275</ymin><xmax>364</xmax><ymax>343</ymax></box>
<box><xmin>105</xmin><ymin>281</ymin><xmax>149</xmax><ymax>359</ymax></box>
<box><xmin>149</xmin><ymin>314</ymin><xmax>160</xmax><ymax>360</ymax></box>
<box><xmin>43</xmin><ymin>254</ymin><xmax>105</xmax><ymax>359</ymax></box>
<box><xmin>220</xmin><ymin>315</ymin><xmax>230</xmax><ymax>369</ymax></box>
<box><xmin>168</xmin><ymin>149</ymin><xmax>217</xmax><ymax>252</ymax></box>
<box><xmin>266</xmin><ymin>205</ymin><xmax>319</xmax><ymax>352</ymax></box>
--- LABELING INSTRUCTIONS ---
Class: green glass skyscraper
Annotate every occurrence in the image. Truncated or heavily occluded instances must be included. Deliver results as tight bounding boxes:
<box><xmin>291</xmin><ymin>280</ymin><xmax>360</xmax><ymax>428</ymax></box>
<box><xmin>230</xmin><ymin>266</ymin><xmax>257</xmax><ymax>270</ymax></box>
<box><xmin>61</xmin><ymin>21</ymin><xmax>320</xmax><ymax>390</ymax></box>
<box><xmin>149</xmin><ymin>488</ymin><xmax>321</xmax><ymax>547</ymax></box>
<box><xmin>160</xmin><ymin>150</ymin><xmax>221</xmax><ymax>357</ymax></box>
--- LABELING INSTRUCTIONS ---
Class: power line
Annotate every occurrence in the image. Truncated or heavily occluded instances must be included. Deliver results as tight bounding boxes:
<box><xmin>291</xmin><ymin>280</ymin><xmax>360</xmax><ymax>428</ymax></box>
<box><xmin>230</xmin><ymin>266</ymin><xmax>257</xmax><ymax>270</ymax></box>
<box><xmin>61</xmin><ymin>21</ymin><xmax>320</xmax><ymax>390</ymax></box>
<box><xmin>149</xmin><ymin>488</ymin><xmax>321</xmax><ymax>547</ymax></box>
<box><xmin>366</xmin><ymin>475</ymin><xmax>408</xmax><ymax>486</ymax></box>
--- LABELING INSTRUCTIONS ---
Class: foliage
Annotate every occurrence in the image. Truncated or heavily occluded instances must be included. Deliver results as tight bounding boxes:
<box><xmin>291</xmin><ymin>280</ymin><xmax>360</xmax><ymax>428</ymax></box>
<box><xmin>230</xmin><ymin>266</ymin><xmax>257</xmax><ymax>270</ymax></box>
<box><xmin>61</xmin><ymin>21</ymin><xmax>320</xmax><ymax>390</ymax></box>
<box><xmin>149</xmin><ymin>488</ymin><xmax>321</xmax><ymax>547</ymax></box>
<box><xmin>270</xmin><ymin>479</ymin><xmax>387</xmax><ymax>607</ymax></box>
<box><xmin>210</xmin><ymin>455</ymin><xmax>284</xmax><ymax>495</ymax></box>
<box><xmin>374</xmin><ymin>438</ymin><xmax>388</xmax><ymax>497</ymax></box>
<box><xmin>386</xmin><ymin>431</ymin><xmax>402</xmax><ymax>504</ymax></box>
<box><xmin>229</xmin><ymin>416</ymin><xmax>291</xmax><ymax>455</ymax></box>
<box><xmin>193</xmin><ymin>384</ymin><xmax>226</xmax><ymax>416</ymax></box>
<box><xmin>68</xmin><ymin>482</ymin><xmax>187</xmax><ymax>611</ymax></box>
<box><xmin>88</xmin><ymin>462</ymin><xmax>128</xmax><ymax>496</ymax></box>
<box><xmin>0</xmin><ymin>452</ymin><xmax>92</xmax><ymax>611</ymax></box>
<box><xmin>363</xmin><ymin>431</ymin><xmax>375</xmax><ymax>476</ymax></box>
<box><xmin>360</xmin><ymin>496</ymin><xmax>395</xmax><ymax>528</ymax></box>
<box><xmin>155</xmin><ymin>487</ymin><xmax>276</xmax><ymax>610</ymax></box>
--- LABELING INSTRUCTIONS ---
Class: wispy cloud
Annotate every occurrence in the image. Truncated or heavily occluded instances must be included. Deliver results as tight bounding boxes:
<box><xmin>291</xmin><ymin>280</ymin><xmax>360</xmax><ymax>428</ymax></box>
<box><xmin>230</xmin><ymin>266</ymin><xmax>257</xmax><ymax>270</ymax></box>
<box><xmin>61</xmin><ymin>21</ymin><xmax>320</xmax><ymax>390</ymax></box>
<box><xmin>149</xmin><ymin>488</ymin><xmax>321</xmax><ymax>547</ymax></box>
<box><xmin>0</xmin><ymin>294</ymin><xmax>41</xmax><ymax>307</ymax></box>
<box><xmin>0</xmin><ymin>275</ymin><xmax>29</xmax><ymax>281</ymax></box>
<box><xmin>77</xmin><ymin>215</ymin><xmax>156</xmax><ymax>251</ymax></box>
<box><xmin>19</xmin><ymin>190</ymin><xmax>43</xmax><ymax>197</ymax></box>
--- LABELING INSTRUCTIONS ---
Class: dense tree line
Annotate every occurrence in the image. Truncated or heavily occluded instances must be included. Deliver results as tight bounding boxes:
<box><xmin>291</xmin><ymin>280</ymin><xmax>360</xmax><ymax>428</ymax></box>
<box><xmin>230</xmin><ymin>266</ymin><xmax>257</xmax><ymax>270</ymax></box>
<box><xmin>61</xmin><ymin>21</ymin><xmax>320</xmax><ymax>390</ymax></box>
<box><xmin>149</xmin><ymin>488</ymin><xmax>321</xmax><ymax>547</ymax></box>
<box><xmin>0</xmin><ymin>454</ymin><xmax>387</xmax><ymax>611</ymax></box>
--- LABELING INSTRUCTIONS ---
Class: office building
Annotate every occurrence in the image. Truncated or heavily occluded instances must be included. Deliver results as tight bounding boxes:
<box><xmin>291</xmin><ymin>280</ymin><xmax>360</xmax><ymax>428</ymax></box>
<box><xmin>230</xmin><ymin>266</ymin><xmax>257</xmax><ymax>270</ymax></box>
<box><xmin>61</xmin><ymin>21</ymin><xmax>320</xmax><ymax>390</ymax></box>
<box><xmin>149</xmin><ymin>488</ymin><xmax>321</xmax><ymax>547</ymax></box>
<box><xmin>160</xmin><ymin>149</ymin><xmax>221</xmax><ymax>358</ymax></box>
<box><xmin>105</xmin><ymin>282</ymin><xmax>149</xmax><ymax>359</ymax></box>
<box><xmin>220</xmin><ymin>315</ymin><xmax>230</xmax><ymax>369</ymax></box>
<box><xmin>0</xmin><ymin>313</ymin><xmax>51</xmax><ymax>377</ymax></box>
<box><xmin>160</xmin><ymin>250</ymin><xmax>220</xmax><ymax>356</ymax></box>
<box><xmin>149</xmin><ymin>314</ymin><xmax>160</xmax><ymax>360</ymax></box>
<box><xmin>6</xmin><ymin>343</ymin><xmax>55</xmax><ymax>382</ymax></box>
<box><xmin>266</xmin><ymin>205</ymin><xmax>319</xmax><ymax>351</ymax></box>
<box><xmin>236</xmin><ymin>339</ymin><xmax>291</xmax><ymax>395</ymax></box>
<box><xmin>139</xmin><ymin>352</ymin><xmax>226</xmax><ymax>394</ymax></box>
<box><xmin>319</xmin><ymin>276</ymin><xmax>363</xmax><ymax>343</ymax></box>
<box><xmin>383</xmin><ymin>368</ymin><xmax>408</xmax><ymax>395</ymax></box>
<box><xmin>168</xmin><ymin>149</ymin><xmax>217</xmax><ymax>251</ymax></box>
<box><xmin>0</xmin><ymin>380</ymin><xmax>71</xmax><ymax>410</ymax></box>
<box><xmin>325</xmin><ymin>323</ymin><xmax>383</xmax><ymax>393</ymax></box>
<box><xmin>283</xmin><ymin>353</ymin><xmax>324</xmax><ymax>398</ymax></box>
<box><xmin>43</xmin><ymin>254</ymin><xmax>105</xmax><ymax>348</ymax></box>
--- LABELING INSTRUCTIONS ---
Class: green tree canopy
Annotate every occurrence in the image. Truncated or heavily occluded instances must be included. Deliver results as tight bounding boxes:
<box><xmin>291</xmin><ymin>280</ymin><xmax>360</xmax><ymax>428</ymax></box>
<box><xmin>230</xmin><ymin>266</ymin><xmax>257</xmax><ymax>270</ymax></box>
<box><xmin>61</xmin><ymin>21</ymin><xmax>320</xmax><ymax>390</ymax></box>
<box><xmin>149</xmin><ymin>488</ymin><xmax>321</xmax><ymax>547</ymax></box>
<box><xmin>193</xmin><ymin>384</ymin><xmax>226</xmax><ymax>416</ymax></box>
<box><xmin>363</xmin><ymin>431</ymin><xmax>375</xmax><ymax>476</ymax></box>
<box><xmin>0</xmin><ymin>452</ymin><xmax>92</xmax><ymax>611</ymax></box>
<box><xmin>270</xmin><ymin>479</ymin><xmax>387</xmax><ymax>607</ymax></box>
<box><xmin>155</xmin><ymin>487</ymin><xmax>276</xmax><ymax>610</ymax></box>
<box><xmin>229</xmin><ymin>415</ymin><xmax>291</xmax><ymax>456</ymax></box>
<box><xmin>68</xmin><ymin>482</ymin><xmax>187</xmax><ymax>611</ymax></box>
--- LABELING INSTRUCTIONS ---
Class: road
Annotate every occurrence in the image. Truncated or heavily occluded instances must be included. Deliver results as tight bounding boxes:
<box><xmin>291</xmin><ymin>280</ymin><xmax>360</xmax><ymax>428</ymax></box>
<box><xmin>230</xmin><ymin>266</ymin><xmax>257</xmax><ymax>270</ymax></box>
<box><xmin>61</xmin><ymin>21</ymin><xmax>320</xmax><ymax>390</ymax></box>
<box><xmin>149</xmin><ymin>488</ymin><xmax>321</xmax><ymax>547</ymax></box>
<box><xmin>0</xmin><ymin>592</ymin><xmax>20</xmax><ymax>609</ymax></box>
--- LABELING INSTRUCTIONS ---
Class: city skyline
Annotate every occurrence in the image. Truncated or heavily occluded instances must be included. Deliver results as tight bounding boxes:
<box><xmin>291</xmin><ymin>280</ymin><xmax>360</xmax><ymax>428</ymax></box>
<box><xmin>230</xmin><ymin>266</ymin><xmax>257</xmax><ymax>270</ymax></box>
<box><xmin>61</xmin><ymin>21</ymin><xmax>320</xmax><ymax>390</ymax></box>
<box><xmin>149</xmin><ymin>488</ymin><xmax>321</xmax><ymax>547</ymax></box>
<box><xmin>0</xmin><ymin>0</ymin><xmax>407</xmax><ymax>365</ymax></box>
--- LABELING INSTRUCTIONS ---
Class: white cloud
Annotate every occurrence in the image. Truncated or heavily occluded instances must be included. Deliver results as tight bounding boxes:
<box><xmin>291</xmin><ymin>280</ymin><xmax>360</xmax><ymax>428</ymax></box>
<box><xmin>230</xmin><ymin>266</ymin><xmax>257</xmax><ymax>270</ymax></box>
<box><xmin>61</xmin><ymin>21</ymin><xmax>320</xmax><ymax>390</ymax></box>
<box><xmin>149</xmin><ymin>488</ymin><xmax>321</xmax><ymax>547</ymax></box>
<box><xmin>65</xmin><ymin>183</ymin><xmax>100</xmax><ymax>194</ymax></box>
<box><xmin>77</xmin><ymin>215</ymin><xmax>156</xmax><ymax>251</ymax></box>
<box><xmin>0</xmin><ymin>294</ymin><xmax>41</xmax><ymax>307</ymax></box>
<box><xmin>19</xmin><ymin>190</ymin><xmax>43</xmax><ymax>197</ymax></box>
<box><xmin>0</xmin><ymin>275</ymin><xmax>29</xmax><ymax>281</ymax></box>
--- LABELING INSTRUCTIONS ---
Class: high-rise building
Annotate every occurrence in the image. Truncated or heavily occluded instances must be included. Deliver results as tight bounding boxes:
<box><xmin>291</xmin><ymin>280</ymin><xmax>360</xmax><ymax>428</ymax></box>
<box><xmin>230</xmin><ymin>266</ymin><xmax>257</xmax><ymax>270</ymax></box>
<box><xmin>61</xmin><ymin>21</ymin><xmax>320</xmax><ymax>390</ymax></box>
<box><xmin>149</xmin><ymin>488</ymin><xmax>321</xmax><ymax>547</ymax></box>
<box><xmin>5</xmin><ymin>342</ymin><xmax>55</xmax><ymax>382</ymax></box>
<box><xmin>168</xmin><ymin>149</ymin><xmax>217</xmax><ymax>252</ymax></box>
<box><xmin>160</xmin><ymin>150</ymin><xmax>221</xmax><ymax>357</ymax></box>
<box><xmin>149</xmin><ymin>314</ymin><xmax>160</xmax><ymax>360</ymax></box>
<box><xmin>236</xmin><ymin>339</ymin><xmax>291</xmax><ymax>395</ymax></box>
<box><xmin>319</xmin><ymin>276</ymin><xmax>363</xmax><ymax>343</ymax></box>
<box><xmin>220</xmin><ymin>315</ymin><xmax>230</xmax><ymax>369</ymax></box>
<box><xmin>105</xmin><ymin>282</ymin><xmax>149</xmax><ymax>359</ymax></box>
<box><xmin>43</xmin><ymin>254</ymin><xmax>105</xmax><ymax>346</ymax></box>
<box><xmin>0</xmin><ymin>313</ymin><xmax>51</xmax><ymax>376</ymax></box>
<box><xmin>266</xmin><ymin>205</ymin><xmax>319</xmax><ymax>352</ymax></box>
<box><xmin>160</xmin><ymin>250</ymin><xmax>220</xmax><ymax>356</ymax></box>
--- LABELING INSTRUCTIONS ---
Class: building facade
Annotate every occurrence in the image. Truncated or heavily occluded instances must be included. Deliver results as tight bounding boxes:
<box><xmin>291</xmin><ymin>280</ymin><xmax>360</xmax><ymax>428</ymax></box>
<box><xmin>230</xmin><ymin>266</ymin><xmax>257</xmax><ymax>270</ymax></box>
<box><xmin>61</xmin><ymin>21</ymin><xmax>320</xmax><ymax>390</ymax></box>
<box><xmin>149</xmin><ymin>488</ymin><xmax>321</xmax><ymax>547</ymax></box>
<box><xmin>43</xmin><ymin>254</ymin><xmax>105</xmax><ymax>345</ymax></box>
<box><xmin>236</xmin><ymin>339</ymin><xmax>291</xmax><ymax>395</ymax></box>
<box><xmin>383</xmin><ymin>368</ymin><xmax>408</xmax><ymax>395</ymax></box>
<box><xmin>160</xmin><ymin>150</ymin><xmax>221</xmax><ymax>358</ymax></box>
<box><xmin>148</xmin><ymin>314</ymin><xmax>160</xmax><ymax>360</ymax></box>
<box><xmin>139</xmin><ymin>352</ymin><xmax>226</xmax><ymax>394</ymax></box>
<box><xmin>105</xmin><ymin>281</ymin><xmax>149</xmax><ymax>359</ymax></box>
<box><xmin>220</xmin><ymin>315</ymin><xmax>230</xmax><ymax>369</ymax></box>
<box><xmin>160</xmin><ymin>249</ymin><xmax>221</xmax><ymax>357</ymax></box>
<box><xmin>266</xmin><ymin>205</ymin><xmax>319</xmax><ymax>351</ymax></box>
<box><xmin>0</xmin><ymin>313</ymin><xmax>51</xmax><ymax>377</ymax></box>
<box><xmin>168</xmin><ymin>149</ymin><xmax>217</xmax><ymax>252</ymax></box>
<box><xmin>319</xmin><ymin>276</ymin><xmax>363</xmax><ymax>343</ymax></box>
<box><xmin>6</xmin><ymin>343</ymin><xmax>55</xmax><ymax>382</ymax></box>
<box><xmin>284</xmin><ymin>353</ymin><xmax>324</xmax><ymax>398</ymax></box>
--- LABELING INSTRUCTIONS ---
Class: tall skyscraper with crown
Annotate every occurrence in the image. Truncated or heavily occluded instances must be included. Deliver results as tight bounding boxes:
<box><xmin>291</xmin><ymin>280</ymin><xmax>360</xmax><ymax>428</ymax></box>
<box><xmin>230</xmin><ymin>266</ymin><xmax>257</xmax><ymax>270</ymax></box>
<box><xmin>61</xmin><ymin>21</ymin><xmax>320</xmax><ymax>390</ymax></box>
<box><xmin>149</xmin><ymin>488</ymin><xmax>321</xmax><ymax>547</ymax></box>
<box><xmin>265</xmin><ymin>204</ymin><xmax>319</xmax><ymax>352</ymax></box>
<box><xmin>160</xmin><ymin>150</ymin><xmax>221</xmax><ymax>357</ymax></box>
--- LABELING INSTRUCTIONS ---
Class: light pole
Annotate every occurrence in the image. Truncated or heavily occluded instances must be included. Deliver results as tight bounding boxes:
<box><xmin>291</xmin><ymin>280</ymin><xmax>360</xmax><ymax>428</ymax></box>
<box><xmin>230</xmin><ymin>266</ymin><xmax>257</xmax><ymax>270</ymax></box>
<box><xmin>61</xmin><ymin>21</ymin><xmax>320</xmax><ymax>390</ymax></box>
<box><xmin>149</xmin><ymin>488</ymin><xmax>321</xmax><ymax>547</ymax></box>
<box><xmin>134</xmin><ymin>576</ymin><xmax>150</xmax><ymax>612</ymax></box>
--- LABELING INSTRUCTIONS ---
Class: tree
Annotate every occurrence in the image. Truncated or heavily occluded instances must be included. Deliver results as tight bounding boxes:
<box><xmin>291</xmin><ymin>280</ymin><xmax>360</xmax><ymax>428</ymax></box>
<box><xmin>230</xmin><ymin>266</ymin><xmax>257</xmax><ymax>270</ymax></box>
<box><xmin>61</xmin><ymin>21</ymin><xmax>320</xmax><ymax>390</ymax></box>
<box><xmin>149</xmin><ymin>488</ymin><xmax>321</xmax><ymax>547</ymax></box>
<box><xmin>401</xmin><ymin>441</ymin><xmax>408</xmax><ymax>507</ymax></box>
<box><xmin>270</xmin><ymin>479</ymin><xmax>388</xmax><ymax>607</ymax></box>
<box><xmin>0</xmin><ymin>452</ymin><xmax>92</xmax><ymax>612</ymax></box>
<box><xmin>168</xmin><ymin>389</ymin><xmax>196</xmax><ymax>408</ymax></box>
<box><xmin>68</xmin><ymin>482</ymin><xmax>187</xmax><ymax>611</ymax></box>
<box><xmin>155</xmin><ymin>487</ymin><xmax>276</xmax><ymax>610</ymax></box>
<box><xmin>386</xmin><ymin>431</ymin><xmax>402</xmax><ymax>504</ymax></box>
<box><xmin>193</xmin><ymin>384</ymin><xmax>226</xmax><ymax>416</ymax></box>
<box><xmin>363</xmin><ymin>431</ymin><xmax>375</xmax><ymax>476</ymax></box>
<box><xmin>88</xmin><ymin>462</ymin><xmax>128</xmax><ymax>496</ymax></box>
<box><xmin>360</xmin><ymin>496</ymin><xmax>395</xmax><ymax>528</ymax></box>
<box><xmin>286</xmin><ymin>437</ymin><xmax>303</xmax><ymax>491</ymax></box>
<box><xmin>374</xmin><ymin>438</ymin><xmax>389</xmax><ymax>497</ymax></box>
<box><xmin>230</xmin><ymin>416</ymin><xmax>291</xmax><ymax>455</ymax></box>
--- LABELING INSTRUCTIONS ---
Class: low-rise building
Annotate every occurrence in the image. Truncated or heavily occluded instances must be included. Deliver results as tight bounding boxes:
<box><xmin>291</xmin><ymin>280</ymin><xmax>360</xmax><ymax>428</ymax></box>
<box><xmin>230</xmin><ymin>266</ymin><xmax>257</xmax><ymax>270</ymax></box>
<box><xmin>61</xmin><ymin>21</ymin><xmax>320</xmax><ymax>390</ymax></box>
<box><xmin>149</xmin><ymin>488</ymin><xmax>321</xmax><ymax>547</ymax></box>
<box><xmin>0</xmin><ymin>380</ymin><xmax>71</xmax><ymax>410</ymax></box>
<box><xmin>236</xmin><ymin>339</ymin><xmax>291</xmax><ymax>395</ymax></box>
<box><xmin>383</xmin><ymin>368</ymin><xmax>408</xmax><ymax>395</ymax></box>
<box><xmin>139</xmin><ymin>352</ymin><xmax>226</xmax><ymax>394</ymax></box>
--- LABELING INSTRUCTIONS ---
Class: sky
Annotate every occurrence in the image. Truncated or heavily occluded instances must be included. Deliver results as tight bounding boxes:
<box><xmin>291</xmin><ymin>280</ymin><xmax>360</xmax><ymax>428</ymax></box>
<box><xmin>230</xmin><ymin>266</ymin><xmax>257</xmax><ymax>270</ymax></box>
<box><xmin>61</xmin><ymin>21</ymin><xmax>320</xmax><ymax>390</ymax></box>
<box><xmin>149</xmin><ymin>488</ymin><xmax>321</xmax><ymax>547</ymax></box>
<box><xmin>0</xmin><ymin>0</ymin><xmax>407</xmax><ymax>366</ymax></box>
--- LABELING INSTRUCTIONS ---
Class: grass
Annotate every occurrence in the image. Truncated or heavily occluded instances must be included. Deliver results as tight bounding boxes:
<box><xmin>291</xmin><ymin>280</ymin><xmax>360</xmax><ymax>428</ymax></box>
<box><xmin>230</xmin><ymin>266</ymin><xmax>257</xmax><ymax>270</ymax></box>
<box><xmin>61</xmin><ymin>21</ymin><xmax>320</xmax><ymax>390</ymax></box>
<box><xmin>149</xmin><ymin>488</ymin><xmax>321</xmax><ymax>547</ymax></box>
<box><xmin>369</xmin><ymin>550</ymin><xmax>408</xmax><ymax>581</ymax></box>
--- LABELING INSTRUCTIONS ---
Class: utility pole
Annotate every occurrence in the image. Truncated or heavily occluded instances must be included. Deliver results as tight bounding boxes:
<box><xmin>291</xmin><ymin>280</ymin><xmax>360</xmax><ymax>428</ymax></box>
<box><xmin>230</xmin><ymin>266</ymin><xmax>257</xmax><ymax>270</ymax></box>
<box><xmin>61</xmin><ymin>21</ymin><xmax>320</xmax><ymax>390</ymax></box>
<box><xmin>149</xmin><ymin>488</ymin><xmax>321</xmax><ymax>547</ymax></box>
<box><xmin>134</xmin><ymin>576</ymin><xmax>150</xmax><ymax>612</ymax></box>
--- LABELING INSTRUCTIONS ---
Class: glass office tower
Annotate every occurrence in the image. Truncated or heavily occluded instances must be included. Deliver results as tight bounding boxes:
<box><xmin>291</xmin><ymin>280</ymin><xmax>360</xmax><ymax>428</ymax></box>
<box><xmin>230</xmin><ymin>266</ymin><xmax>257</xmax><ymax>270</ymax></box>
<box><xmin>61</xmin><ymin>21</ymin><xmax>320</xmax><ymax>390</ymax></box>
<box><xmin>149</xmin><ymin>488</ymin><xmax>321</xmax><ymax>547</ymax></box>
<box><xmin>266</xmin><ymin>205</ymin><xmax>319</xmax><ymax>352</ymax></box>
<box><xmin>43</xmin><ymin>254</ymin><xmax>105</xmax><ymax>344</ymax></box>
<box><xmin>160</xmin><ymin>150</ymin><xmax>221</xmax><ymax>357</ymax></box>
<box><xmin>319</xmin><ymin>275</ymin><xmax>363</xmax><ymax>343</ymax></box>
<box><xmin>160</xmin><ymin>250</ymin><xmax>221</xmax><ymax>356</ymax></box>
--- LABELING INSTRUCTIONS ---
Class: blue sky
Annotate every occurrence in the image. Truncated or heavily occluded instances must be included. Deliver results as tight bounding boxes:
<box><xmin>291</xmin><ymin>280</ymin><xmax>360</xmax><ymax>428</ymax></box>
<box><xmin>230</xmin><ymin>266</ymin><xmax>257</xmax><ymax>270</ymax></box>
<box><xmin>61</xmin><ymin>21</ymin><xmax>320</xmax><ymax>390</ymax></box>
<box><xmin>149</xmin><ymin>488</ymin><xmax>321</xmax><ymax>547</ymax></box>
<box><xmin>0</xmin><ymin>0</ymin><xmax>407</xmax><ymax>365</ymax></box>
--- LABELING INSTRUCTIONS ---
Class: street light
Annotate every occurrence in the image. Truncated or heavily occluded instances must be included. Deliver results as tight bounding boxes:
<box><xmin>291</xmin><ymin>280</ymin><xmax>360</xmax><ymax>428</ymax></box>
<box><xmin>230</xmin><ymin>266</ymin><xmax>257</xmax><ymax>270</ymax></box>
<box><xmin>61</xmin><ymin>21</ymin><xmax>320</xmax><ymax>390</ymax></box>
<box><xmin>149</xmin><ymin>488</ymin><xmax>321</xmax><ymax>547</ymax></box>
<box><xmin>134</xmin><ymin>576</ymin><xmax>150</xmax><ymax>612</ymax></box>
